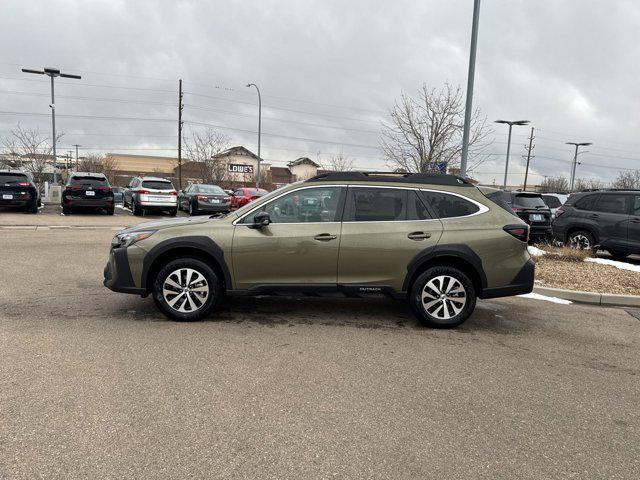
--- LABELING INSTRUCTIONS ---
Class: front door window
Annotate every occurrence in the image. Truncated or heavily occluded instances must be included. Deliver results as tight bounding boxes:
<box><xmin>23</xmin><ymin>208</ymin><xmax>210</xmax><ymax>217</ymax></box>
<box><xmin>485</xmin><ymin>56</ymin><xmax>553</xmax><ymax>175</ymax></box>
<box><xmin>241</xmin><ymin>187</ymin><xmax>343</xmax><ymax>224</ymax></box>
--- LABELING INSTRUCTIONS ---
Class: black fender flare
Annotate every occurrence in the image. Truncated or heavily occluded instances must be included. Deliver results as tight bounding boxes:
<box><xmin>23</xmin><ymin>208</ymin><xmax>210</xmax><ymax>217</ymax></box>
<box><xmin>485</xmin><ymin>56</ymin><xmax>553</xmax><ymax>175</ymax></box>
<box><xmin>141</xmin><ymin>235</ymin><xmax>232</xmax><ymax>291</ymax></box>
<box><xmin>402</xmin><ymin>244</ymin><xmax>487</xmax><ymax>293</ymax></box>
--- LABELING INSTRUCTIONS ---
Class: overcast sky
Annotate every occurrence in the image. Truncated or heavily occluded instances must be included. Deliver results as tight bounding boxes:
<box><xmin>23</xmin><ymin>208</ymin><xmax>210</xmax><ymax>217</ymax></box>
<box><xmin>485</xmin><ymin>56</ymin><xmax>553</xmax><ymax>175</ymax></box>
<box><xmin>1</xmin><ymin>0</ymin><xmax>639</xmax><ymax>185</ymax></box>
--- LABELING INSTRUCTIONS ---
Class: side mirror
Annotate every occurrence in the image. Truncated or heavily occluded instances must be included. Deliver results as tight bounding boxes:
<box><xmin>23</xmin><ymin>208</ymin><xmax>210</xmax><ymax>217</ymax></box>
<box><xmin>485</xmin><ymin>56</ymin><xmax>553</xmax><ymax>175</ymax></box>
<box><xmin>248</xmin><ymin>211</ymin><xmax>271</xmax><ymax>229</ymax></box>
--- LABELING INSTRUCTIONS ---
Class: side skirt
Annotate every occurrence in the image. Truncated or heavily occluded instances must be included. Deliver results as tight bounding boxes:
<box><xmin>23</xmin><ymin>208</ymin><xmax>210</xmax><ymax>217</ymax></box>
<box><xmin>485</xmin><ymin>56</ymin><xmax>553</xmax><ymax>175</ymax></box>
<box><xmin>227</xmin><ymin>284</ymin><xmax>407</xmax><ymax>300</ymax></box>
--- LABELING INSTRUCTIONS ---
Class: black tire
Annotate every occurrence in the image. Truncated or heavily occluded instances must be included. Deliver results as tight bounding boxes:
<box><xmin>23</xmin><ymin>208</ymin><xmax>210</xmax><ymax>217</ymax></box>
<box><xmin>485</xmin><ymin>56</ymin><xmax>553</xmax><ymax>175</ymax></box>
<box><xmin>409</xmin><ymin>266</ymin><xmax>476</xmax><ymax>329</ymax></box>
<box><xmin>106</xmin><ymin>206</ymin><xmax>115</xmax><ymax>216</ymax></box>
<box><xmin>62</xmin><ymin>205</ymin><xmax>71</xmax><ymax>215</ymax></box>
<box><xmin>567</xmin><ymin>230</ymin><xmax>595</xmax><ymax>250</ymax></box>
<box><xmin>132</xmin><ymin>199</ymin><xmax>142</xmax><ymax>216</ymax></box>
<box><xmin>152</xmin><ymin>258</ymin><xmax>221</xmax><ymax>321</ymax></box>
<box><xmin>169</xmin><ymin>208</ymin><xmax>178</xmax><ymax>217</ymax></box>
<box><xmin>27</xmin><ymin>200</ymin><xmax>38</xmax><ymax>214</ymax></box>
<box><xmin>189</xmin><ymin>200</ymin><xmax>197</xmax><ymax>216</ymax></box>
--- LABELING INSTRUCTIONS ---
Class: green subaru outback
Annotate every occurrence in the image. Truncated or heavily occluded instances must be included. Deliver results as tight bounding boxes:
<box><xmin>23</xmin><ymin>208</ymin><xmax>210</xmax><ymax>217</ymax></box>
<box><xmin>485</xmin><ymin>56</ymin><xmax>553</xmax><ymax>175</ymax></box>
<box><xmin>104</xmin><ymin>172</ymin><xmax>534</xmax><ymax>328</ymax></box>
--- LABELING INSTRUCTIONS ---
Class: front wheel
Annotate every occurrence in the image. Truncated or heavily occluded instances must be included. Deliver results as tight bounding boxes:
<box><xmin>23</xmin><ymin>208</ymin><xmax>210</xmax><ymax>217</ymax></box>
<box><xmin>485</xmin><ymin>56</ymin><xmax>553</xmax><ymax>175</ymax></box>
<box><xmin>152</xmin><ymin>258</ymin><xmax>220</xmax><ymax>321</ymax></box>
<box><xmin>409</xmin><ymin>266</ymin><xmax>476</xmax><ymax>328</ymax></box>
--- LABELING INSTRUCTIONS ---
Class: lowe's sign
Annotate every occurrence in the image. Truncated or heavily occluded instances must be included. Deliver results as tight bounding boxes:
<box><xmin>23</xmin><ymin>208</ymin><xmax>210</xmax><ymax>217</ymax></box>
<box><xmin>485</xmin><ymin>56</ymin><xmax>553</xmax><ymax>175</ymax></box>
<box><xmin>228</xmin><ymin>164</ymin><xmax>254</xmax><ymax>174</ymax></box>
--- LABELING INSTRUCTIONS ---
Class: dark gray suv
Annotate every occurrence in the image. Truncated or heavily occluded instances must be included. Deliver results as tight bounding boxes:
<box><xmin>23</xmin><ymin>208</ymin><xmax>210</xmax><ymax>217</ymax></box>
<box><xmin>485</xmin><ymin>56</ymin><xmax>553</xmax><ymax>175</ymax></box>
<box><xmin>553</xmin><ymin>189</ymin><xmax>640</xmax><ymax>258</ymax></box>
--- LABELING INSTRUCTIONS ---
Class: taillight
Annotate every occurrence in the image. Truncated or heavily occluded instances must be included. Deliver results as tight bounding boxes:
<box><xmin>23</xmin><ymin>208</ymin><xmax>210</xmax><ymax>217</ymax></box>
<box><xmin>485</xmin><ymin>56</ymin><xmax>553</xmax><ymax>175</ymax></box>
<box><xmin>223</xmin><ymin>196</ymin><xmax>231</xmax><ymax>201</ymax></box>
<box><xmin>197</xmin><ymin>195</ymin><xmax>206</xmax><ymax>201</ymax></box>
<box><xmin>503</xmin><ymin>225</ymin><xmax>529</xmax><ymax>242</ymax></box>
<box><xmin>555</xmin><ymin>207</ymin><xmax>565</xmax><ymax>218</ymax></box>
<box><xmin>169</xmin><ymin>191</ymin><xmax>178</xmax><ymax>196</ymax></box>
<box><xmin>511</xmin><ymin>207</ymin><xmax>522</xmax><ymax>213</ymax></box>
<box><xmin>66</xmin><ymin>185</ymin><xmax>83</xmax><ymax>189</ymax></box>
<box><xmin>18</xmin><ymin>182</ymin><xmax>30</xmax><ymax>187</ymax></box>
<box><xmin>138</xmin><ymin>189</ymin><xmax>150</xmax><ymax>194</ymax></box>
<box><xmin>96</xmin><ymin>186</ymin><xmax>112</xmax><ymax>191</ymax></box>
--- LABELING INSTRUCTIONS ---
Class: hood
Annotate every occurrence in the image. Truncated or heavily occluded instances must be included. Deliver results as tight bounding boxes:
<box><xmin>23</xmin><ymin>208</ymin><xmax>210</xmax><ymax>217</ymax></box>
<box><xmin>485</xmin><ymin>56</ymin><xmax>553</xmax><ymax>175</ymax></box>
<box><xmin>119</xmin><ymin>215</ymin><xmax>214</xmax><ymax>234</ymax></box>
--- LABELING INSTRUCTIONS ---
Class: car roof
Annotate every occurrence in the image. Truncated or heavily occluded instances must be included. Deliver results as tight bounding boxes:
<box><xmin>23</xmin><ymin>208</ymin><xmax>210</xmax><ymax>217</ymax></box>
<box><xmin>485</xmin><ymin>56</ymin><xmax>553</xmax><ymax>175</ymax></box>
<box><xmin>139</xmin><ymin>176</ymin><xmax>172</xmax><ymax>182</ymax></box>
<box><xmin>0</xmin><ymin>169</ymin><xmax>29</xmax><ymax>175</ymax></box>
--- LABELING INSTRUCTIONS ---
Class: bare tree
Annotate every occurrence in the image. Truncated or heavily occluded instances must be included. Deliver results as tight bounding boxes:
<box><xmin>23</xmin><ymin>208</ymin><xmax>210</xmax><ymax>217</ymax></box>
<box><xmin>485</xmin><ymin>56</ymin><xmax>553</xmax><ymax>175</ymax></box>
<box><xmin>610</xmin><ymin>170</ymin><xmax>640</xmax><ymax>190</ymax></box>
<box><xmin>381</xmin><ymin>83</ymin><xmax>492</xmax><ymax>174</ymax></box>
<box><xmin>325</xmin><ymin>154</ymin><xmax>354</xmax><ymax>172</ymax></box>
<box><xmin>183</xmin><ymin>128</ymin><xmax>230</xmax><ymax>184</ymax></box>
<box><xmin>77</xmin><ymin>154</ymin><xmax>118</xmax><ymax>184</ymax></box>
<box><xmin>573</xmin><ymin>177</ymin><xmax>608</xmax><ymax>191</ymax></box>
<box><xmin>2</xmin><ymin>124</ymin><xmax>63</xmax><ymax>188</ymax></box>
<box><xmin>538</xmin><ymin>177</ymin><xmax>569</xmax><ymax>193</ymax></box>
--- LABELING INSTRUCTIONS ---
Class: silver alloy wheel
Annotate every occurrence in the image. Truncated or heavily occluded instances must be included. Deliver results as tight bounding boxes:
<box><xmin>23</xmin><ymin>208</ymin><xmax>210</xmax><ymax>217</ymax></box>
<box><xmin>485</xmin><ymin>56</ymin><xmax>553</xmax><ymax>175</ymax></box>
<box><xmin>421</xmin><ymin>275</ymin><xmax>467</xmax><ymax>320</ymax></box>
<box><xmin>162</xmin><ymin>268</ymin><xmax>209</xmax><ymax>313</ymax></box>
<box><xmin>570</xmin><ymin>234</ymin><xmax>591</xmax><ymax>250</ymax></box>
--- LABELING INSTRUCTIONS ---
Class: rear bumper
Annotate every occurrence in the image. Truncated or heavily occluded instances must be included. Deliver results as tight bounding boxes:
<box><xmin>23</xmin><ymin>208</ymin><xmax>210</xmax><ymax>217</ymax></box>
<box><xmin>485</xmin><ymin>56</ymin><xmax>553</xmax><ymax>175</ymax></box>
<box><xmin>139</xmin><ymin>201</ymin><xmax>177</xmax><ymax>208</ymax></box>
<box><xmin>63</xmin><ymin>198</ymin><xmax>113</xmax><ymax>207</ymax></box>
<box><xmin>529</xmin><ymin>225</ymin><xmax>552</xmax><ymax>237</ymax></box>
<box><xmin>103</xmin><ymin>247</ymin><xmax>146</xmax><ymax>295</ymax></box>
<box><xmin>480</xmin><ymin>259</ymin><xmax>535</xmax><ymax>299</ymax></box>
<box><xmin>196</xmin><ymin>201</ymin><xmax>231</xmax><ymax>212</ymax></box>
<box><xmin>0</xmin><ymin>199</ymin><xmax>32</xmax><ymax>207</ymax></box>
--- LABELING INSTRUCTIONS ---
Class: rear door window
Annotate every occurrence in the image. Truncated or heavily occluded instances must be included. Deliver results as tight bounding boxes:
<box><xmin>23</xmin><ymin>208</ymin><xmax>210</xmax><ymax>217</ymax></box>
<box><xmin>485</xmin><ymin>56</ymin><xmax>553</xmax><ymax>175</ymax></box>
<box><xmin>407</xmin><ymin>191</ymin><xmax>432</xmax><ymax>220</ymax></box>
<box><xmin>573</xmin><ymin>194</ymin><xmax>598</xmax><ymax>210</ymax></box>
<box><xmin>348</xmin><ymin>187</ymin><xmax>407</xmax><ymax>221</ymax></box>
<box><xmin>421</xmin><ymin>191</ymin><xmax>480</xmax><ymax>218</ymax></box>
<box><xmin>593</xmin><ymin>194</ymin><xmax>631</xmax><ymax>214</ymax></box>
<box><xmin>69</xmin><ymin>176</ymin><xmax>109</xmax><ymax>187</ymax></box>
<box><xmin>634</xmin><ymin>196</ymin><xmax>640</xmax><ymax>216</ymax></box>
<box><xmin>142</xmin><ymin>180</ymin><xmax>174</xmax><ymax>190</ymax></box>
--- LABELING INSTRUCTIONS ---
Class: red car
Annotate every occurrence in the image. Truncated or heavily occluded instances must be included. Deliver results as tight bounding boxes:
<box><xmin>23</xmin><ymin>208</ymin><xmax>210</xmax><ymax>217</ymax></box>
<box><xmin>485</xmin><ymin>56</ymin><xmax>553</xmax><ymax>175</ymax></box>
<box><xmin>230</xmin><ymin>187</ymin><xmax>269</xmax><ymax>209</ymax></box>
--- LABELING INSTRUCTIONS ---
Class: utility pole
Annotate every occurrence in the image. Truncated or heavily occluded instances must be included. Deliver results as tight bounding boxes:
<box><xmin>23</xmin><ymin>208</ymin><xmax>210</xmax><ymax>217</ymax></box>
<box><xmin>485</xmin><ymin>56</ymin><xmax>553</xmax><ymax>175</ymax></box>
<box><xmin>21</xmin><ymin>67</ymin><xmax>81</xmax><ymax>184</ymax></box>
<box><xmin>566</xmin><ymin>141</ymin><xmax>592</xmax><ymax>191</ymax></box>
<box><xmin>460</xmin><ymin>0</ymin><xmax>481</xmax><ymax>178</ymax></box>
<box><xmin>177</xmin><ymin>79</ymin><xmax>183</xmax><ymax>190</ymax></box>
<box><xmin>73</xmin><ymin>144</ymin><xmax>81</xmax><ymax>170</ymax></box>
<box><xmin>523</xmin><ymin>127</ymin><xmax>535</xmax><ymax>191</ymax></box>
<box><xmin>495</xmin><ymin>119</ymin><xmax>530</xmax><ymax>189</ymax></box>
<box><xmin>246</xmin><ymin>83</ymin><xmax>262</xmax><ymax>188</ymax></box>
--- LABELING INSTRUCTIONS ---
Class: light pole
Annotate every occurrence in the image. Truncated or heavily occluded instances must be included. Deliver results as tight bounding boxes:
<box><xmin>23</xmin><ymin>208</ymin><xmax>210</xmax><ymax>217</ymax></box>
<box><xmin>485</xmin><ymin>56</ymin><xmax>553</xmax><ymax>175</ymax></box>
<box><xmin>566</xmin><ymin>142</ymin><xmax>592</xmax><ymax>191</ymax></box>
<box><xmin>72</xmin><ymin>144</ymin><xmax>81</xmax><ymax>171</ymax></box>
<box><xmin>21</xmin><ymin>67</ymin><xmax>81</xmax><ymax>184</ymax></box>
<box><xmin>495</xmin><ymin>119</ymin><xmax>530</xmax><ymax>189</ymax></box>
<box><xmin>246</xmin><ymin>83</ymin><xmax>262</xmax><ymax>188</ymax></box>
<box><xmin>460</xmin><ymin>0</ymin><xmax>481</xmax><ymax>178</ymax></box>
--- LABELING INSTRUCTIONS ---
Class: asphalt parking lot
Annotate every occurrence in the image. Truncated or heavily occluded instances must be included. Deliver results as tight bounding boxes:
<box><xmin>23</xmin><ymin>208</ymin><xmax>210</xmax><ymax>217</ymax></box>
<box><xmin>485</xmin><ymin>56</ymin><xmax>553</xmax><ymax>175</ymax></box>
<box><xmin>1</xmin><ymin>212</ymin><xmax>640</xmax><ymax>479</ymax></box>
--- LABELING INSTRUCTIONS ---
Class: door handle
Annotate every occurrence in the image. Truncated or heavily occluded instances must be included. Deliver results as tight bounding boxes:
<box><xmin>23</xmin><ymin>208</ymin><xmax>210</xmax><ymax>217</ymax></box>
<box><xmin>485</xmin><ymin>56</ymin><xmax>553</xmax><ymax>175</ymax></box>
<box><xmin>587</xmin><ymin>214</ymin><xmax>599</xmax><ymax>219</ymax></box>
<box><xmin>314</xmin><ymin>233</ymin><xmax>337</xmax><ymax>241</ymax></box>
<box><xmin>408</xmin><ymin>231</ymin><xmax>431</xmax><ymax>241</ymax></box>
<box><xmin>631</xmin><ymin>218</ymin><xmax>640</xmax><ymax>223</ymax></box>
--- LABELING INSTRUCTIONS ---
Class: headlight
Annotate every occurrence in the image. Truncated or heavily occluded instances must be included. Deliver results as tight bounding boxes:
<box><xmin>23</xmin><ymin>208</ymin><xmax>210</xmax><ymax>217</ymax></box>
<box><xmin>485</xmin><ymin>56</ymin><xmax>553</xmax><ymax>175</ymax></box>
<box><xmin>111</xmin><ymin>230</ymin><xmax>155</xmax><ymax>249</ymax></box>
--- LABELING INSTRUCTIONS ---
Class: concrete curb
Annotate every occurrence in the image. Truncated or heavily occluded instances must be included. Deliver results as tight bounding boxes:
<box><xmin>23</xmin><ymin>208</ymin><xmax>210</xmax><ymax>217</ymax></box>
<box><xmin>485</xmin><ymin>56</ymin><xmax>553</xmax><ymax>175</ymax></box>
<box><xmin>533</xmin><ymin>286</ymin><xmax>640</xmax><ymax>308</ymax></box>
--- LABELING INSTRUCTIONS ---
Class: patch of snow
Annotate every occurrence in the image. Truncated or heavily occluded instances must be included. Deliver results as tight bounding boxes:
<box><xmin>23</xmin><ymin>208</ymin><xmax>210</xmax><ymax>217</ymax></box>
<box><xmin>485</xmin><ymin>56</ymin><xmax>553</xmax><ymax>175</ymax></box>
<box><xmin>585</xmin><ymin>257</ymin><xmax>640</xmax><ymax>273</ymax></box>
<box><xmin>518</xmin><ymin>292</ymin><xmax>572</xmax><ymax>304</ymax></box>
<box><xmin>527</xmin><ymin>246</ymin><xmax>547</xmax><ymax>257</ymax></box>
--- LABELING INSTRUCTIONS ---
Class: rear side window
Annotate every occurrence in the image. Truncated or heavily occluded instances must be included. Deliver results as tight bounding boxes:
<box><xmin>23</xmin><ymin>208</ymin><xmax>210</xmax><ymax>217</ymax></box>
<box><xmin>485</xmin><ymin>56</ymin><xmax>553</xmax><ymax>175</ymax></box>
<box><xmin>421</xmin><ymin>191</ymin><xmax>479</xmax><ymax>218</ymax></box>
<box><xmin>634</xmin><ymin>196</ymin><xmax>640</xmax><ymax>216</ymax></box>
<box><xmin>69</xmin><ymin>176</ymin><xmax>109</xmax><ymax>187</ymax></box>
<box><xmin>0</xmin><ymin>173</ymin><xmax>29</xmax><ymax>184</ymax></box>
<box><xmin>593</xmin><ymin>194</ymin><xmax>630</xmax><ymax>214</ymax></box>
<box><xmin>513</xmin><ymin>194</ymin><xmax>546</xmax><ymax>208</ymax></box>
<box><xmin>350</xmin><ymin>188</ymin><xmax>406</xmax><ymax>221</ymax></box>
<box><xmin>542</xmin><ymin>195</ymin><xmax>562</xmax><ymax>209</ymax></box>
<box><xmin>142</xmin><ymin>180</ymin><xmax>174</xmax><ymax>190</ymax></box>
<box><xmin>485</xmin><ymin>191</ymin><xmax>516</xmax><ymax>215</ymax></box>
<box><xmin>573</xmin><ymin>194</ymin><xmax>597</xmax><ymax>210</ymax></box>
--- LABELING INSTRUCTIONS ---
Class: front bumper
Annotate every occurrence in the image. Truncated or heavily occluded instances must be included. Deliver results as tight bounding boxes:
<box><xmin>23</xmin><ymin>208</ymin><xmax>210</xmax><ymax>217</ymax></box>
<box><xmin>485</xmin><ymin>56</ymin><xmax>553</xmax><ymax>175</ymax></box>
<box><xmin>480</xmin><ymin>259</ymin><xmax>535</xmax><ymax>299</ymax></box>
<box><xmin>103</xmin><ymin>247</ymin><xmax>146</xmax><ymax>295</ymax></box>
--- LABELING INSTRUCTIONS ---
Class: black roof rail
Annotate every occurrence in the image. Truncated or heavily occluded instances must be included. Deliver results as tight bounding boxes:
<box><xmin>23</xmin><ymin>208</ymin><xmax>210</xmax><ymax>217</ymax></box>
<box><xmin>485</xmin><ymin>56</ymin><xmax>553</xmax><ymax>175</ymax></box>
<box><xmin>305</xmin><ymin>171</ymin><xmax>474</xmax><ymax>187</ymax></box>
<box><xmin>579</xmin><ymin>188</ymin><xmax>640</xmax><ymax>192</ymax></box>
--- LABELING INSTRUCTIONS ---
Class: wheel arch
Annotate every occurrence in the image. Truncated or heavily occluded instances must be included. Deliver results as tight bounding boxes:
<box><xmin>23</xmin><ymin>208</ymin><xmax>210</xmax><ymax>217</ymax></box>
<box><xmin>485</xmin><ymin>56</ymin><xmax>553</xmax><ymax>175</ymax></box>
<box><xmin>142</xmin><ymin>236</ymin><xmax>232</xmax><ymax>294</ymax></box>
<box><xmin>403</xmin><ymin>245</ymin><xmax>487</xmax><ymax>297</ymax></box>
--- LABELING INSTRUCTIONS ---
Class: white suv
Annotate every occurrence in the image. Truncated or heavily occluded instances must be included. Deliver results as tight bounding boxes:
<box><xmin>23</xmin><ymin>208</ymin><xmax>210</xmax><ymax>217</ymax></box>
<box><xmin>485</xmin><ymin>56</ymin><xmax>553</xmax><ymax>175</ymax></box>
<box><xmin>123</xmin><ymin>176</ymin><xmax>178</xmax><ymax>216</ymax></box>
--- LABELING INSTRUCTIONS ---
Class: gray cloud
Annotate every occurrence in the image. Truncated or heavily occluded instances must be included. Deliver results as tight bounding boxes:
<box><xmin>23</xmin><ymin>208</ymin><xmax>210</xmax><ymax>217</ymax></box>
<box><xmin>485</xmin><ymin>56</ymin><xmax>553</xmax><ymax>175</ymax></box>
<box><xmin>1</xmin><ymin>0</ymin><xmax>638</xmax><ymax>184</ymax></box>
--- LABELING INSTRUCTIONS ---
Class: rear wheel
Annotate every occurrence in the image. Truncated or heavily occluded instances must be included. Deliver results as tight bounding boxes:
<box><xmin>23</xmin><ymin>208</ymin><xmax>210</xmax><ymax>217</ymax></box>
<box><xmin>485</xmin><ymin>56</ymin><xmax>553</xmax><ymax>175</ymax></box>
<box><xmin>106</xmin><ymin>206</ymin><xmax>115</xmax><ymax>215</ymax></box>
<box><xmin>189</xmin><ymin>201</ymin><xmax>197</xmax><ymax>216</ymax></box>
<box><xmin>27</xmin><ymin>200</ymin><xmax>38</xmax><ymax>214</ymax></box>
<box><xmin>568</xmin><ymin>230</ymin><xmax>594</xmax><ymax>250</ymax></box>
<box><xmin>62</xmin><ymin>205</ymin><xmax>71</xmax><ymax>215</ymax></box>
<box><xmin>409</xmin><ymin>266</ymin><xmax>476</xmax><ymax>328</ymax></box>
<box><xmin>152</xmin><ymin>258</ymin><xmax>220</xmax><ymax>321</ymax></box>
<box><xmin>169</xmin><ymin>208</ymin><xmax>178</xmax><ymax>217</ymax></box>
<box><xmin>132</xmin><ymin>199</ymin><xmax>142</xmax><ymax>216</ymax></box>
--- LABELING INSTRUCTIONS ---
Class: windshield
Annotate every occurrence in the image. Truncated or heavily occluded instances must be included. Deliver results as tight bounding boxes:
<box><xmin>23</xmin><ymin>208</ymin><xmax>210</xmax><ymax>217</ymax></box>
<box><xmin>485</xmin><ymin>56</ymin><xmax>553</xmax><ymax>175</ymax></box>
<box><xmin>542</xmin><ymin>195</ymin><xmax>562</xmax><ymax>208</ymax></box>
<box><xmin>514</xmin><ymin>194</ymin><xmax>547</xmax><ymax>208</ymax></box>
<box><xmin>142</xmin><ymin>180</ymin><xmax>174</xmax><ymax>190</ymax></box>
<box><xmin>195</xmin><ymin>185</ymin><xmax>225</xmax><ymax>194</ymax></box>
<box><xmin>69</xmin><ymin>176</ymin><xmax>109</xmax><ymax>187</ymax></box>
<box><xmin>0</xmin><ymin>173</ymin><xmax>29</xmax><ymax>184</ymax></box>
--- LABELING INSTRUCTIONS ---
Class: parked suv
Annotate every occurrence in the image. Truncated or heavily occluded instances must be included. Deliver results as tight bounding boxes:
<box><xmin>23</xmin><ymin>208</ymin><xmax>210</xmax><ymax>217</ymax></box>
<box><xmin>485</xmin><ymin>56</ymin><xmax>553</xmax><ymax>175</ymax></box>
<box><xmin>62</xmin><ymin>172</ymin><xmax>114</xmax><ymax>215</ymax></box>
<box><xmin>104</xmin><ymin>172</ymin><xmax>534</xmax><ymax>328</ymax></box>
<box><xmin>484</xmin><ymin>190</ymin><xmax>552</xmax><ymax>241</ymax></box>
<box><xmin>123</xmin><ymin>176</ymin><xmax>178</xmax><ymax>216</ymax></box>
<box><xmin>0</xmin><ymin>170</ymin><xmax>39</xmax><ymax>213</ymax></box>
<box><xmin>553</xmin><ymin>189</ymin><xmax>640</xmax><ymax>258</ymax></box>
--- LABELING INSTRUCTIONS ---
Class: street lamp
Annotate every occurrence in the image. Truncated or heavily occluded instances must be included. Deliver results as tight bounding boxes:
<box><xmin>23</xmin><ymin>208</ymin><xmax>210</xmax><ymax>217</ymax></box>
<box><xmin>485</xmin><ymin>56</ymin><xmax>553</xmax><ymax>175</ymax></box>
<box><xmin>246</xmin><ymin>83</ymin><xmax>262</xmax><ymax>188</ymax></box>
<box><xmin>21</xmin><ymin>67</ymin><xmax>81</xmax><ymax>184</ymax></box>
<box><xmin>566</xmin><ymin>142</ymin><xmax>592</xmax><ymax>191</ymax></box>
<box><xmin>460</xmin><ymin>0</ymin><xmax>482</xmax><ymax>178</ymax></box>
<box><xmin>495</xmin><ymin>119</ymin><xmax>530</xmax><ymax>189</ymax></box>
